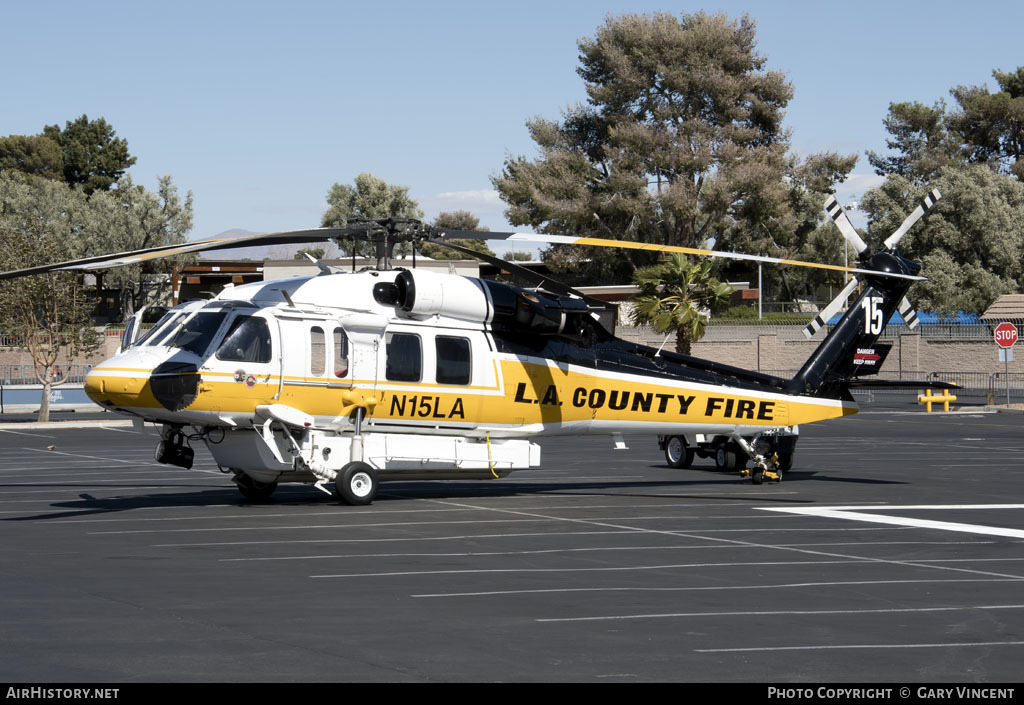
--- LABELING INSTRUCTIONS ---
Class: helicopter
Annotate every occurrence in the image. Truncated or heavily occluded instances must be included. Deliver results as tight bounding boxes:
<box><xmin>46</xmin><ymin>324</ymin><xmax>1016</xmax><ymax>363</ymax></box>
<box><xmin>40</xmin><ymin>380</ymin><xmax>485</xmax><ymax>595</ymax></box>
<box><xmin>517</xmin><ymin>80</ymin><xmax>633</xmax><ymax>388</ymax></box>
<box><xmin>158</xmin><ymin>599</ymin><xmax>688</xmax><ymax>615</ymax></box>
<box><xmin>0</xmin><ymin>191</ymin><xmax>948</xmax><ymax>503</ymax></box>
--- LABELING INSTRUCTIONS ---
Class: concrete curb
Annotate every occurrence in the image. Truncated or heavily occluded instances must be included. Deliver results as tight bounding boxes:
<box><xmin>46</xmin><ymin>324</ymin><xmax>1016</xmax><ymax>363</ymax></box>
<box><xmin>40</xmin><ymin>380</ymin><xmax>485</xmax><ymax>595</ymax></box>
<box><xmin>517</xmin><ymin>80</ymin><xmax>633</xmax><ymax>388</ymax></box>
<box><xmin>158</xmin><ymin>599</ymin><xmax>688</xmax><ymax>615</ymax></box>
<box><xmin>989</xmin><ymin>406</ymin><xmax>1024</xmax><ymax>415</ymax></box>
<box><xmin>0</xmin><ymin>419</ymin><xmax>135</xmax><ymax>430</ymax></box>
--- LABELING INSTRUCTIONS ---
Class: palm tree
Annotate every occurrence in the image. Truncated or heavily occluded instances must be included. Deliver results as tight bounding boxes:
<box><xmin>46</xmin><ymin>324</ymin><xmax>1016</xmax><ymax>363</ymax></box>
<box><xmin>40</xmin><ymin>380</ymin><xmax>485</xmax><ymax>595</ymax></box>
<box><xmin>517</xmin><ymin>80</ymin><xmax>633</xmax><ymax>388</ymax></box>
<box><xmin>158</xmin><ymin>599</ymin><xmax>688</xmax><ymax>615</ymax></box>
<box><xmin>629</xmin><ymin>254</ymin><xmax>733</xmax><ymax>355</ymax></box>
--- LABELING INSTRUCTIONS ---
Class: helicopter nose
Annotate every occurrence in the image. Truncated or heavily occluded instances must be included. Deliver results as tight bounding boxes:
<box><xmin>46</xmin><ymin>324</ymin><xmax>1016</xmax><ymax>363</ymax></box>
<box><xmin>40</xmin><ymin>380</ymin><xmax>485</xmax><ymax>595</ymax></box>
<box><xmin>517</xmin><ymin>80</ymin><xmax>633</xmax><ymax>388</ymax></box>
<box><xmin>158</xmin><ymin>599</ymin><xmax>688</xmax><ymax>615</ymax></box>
<box><xmin>83</xmin><ymin>350</ymin><xmax>201</xmax><ymax>413</ymax></box>
<box><xmin>149</xmin><ymin>360</ymin><xmax>201</xmax><ymax>412</ymax></box>
<box><xmin>84</xmin><ymin>359</ymin><xmax>153</xmax><ymax>409</ymax></box>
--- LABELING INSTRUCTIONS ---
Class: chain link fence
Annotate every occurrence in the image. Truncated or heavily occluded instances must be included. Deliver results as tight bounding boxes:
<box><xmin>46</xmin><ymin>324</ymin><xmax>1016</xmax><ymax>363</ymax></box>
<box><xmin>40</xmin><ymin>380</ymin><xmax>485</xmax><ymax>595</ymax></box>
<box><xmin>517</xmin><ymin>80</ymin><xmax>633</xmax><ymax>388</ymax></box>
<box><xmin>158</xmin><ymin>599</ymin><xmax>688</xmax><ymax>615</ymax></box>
<box><xmin>0</xmin><ymin>364</ymin><xmax>93</xmax><ymax>385</ymax></box>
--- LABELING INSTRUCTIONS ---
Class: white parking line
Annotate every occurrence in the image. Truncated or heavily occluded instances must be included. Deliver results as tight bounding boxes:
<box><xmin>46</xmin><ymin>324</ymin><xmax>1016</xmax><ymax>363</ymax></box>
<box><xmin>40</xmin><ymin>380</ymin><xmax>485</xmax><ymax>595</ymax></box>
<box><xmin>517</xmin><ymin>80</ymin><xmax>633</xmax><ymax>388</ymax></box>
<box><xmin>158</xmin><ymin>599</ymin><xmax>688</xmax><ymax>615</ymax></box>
<box><xmin>697</xmin><ymin>640</ymin><xmax>1024</xmax><ymax>653</ymax></box>
<box><xmin>310</xmin><ymin>559</ymin><xmax>868</xmax><ymax>579</ymax></box>
<box><xmin>537</xmin><ymin>603</ymin><xmax>1024</xmax><ymax>623</ymax></box>
<box><xmin>0</xmin><ymin>429</ymin><xmax>56</xmax><ymax>438</ymax></box>
<box><xmin>414</xmin><ymin>576</ymin><xmax>1024</xmax><ymax>598</ymax></box>
<box><xmin>763</xmin><ymin>504</ymin><xmax>1024</xmax><ymax>539</ymax></box>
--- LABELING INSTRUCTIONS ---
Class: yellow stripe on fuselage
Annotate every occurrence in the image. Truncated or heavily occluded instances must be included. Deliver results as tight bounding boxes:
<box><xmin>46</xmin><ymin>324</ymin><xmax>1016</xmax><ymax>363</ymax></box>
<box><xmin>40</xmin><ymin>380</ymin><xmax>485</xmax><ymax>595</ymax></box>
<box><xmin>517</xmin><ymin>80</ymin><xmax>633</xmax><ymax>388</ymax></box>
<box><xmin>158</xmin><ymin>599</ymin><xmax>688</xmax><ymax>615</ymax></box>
<box><xmin>84</xmin><ymin>358</ymin><xmax>856</xmax><ymax>431</ymax></box>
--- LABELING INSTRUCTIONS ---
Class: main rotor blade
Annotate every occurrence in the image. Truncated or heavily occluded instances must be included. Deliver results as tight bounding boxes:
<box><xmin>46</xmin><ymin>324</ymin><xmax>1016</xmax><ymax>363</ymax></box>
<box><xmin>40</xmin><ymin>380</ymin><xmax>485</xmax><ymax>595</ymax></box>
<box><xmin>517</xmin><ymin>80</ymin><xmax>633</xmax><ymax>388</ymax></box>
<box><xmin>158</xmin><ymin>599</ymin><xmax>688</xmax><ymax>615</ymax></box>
<box><xmin>883</xmin><ymin>188</ymin><xmax>941</xmax><ymax>250</ymax></box>
<box><xmin>0</xmin><ymin>227</ymin><xmax>359</xmax><ymax>281</ymax></box>
<box><xmin>824</xmin><ymin>195</ymin><xmax>868</xmax><ymax>254</ymax></box>
<box><xmin>497</xmin><ymin>233</ymin><xmax>925</xmax><ymax>282</ymax></box>
<box><xmin>425</xmin><ymin>239</ymin><xmax>609</xmax><ymax>309</ymax></box>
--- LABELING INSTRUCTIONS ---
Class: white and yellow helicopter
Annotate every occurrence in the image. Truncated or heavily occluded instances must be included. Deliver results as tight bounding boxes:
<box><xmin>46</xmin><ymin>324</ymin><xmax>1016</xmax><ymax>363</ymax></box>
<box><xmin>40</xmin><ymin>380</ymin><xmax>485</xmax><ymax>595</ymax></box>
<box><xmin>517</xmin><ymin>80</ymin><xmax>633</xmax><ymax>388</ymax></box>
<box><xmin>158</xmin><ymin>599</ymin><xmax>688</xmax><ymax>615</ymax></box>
<box><xmin>0</xmin><ymin>192</ymin><xmax>947</xmax><ymax>503</ymax></box>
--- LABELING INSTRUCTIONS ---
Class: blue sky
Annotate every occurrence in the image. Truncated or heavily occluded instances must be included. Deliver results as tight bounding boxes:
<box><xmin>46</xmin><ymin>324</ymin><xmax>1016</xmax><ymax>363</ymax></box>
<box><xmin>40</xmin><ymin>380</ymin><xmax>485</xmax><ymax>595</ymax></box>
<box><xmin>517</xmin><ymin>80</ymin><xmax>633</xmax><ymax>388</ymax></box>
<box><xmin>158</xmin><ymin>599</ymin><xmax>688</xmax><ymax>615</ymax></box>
<box><xmin>4</xmin><ymin>0</ymin><xmax>1023</xmax><ymax>253</ymax></box>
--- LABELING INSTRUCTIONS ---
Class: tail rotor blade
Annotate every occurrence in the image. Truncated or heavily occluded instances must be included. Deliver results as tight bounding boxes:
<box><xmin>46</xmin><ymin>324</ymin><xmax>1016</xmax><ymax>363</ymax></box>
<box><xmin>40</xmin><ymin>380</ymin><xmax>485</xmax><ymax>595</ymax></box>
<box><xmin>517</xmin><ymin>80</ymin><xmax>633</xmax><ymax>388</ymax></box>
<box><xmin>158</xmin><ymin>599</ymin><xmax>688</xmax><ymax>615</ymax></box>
<box><xmin>897</xmin><ymin>297</ymin><xmax>919</xmax><ymax>329</ymax></box>
<box><xmin>824</xmin><ymin>195</ymin><xmax>868</xmax><ymax>254</ymax></box>
<box><xmin>803</xmin><ymin>278</ymin><xmax>860</xmax><ymax>339</ymax></box>
<box><xmin>883</xmin><ymin>189</ymin><xmax>942</xmax><ymax>250</ymax></box>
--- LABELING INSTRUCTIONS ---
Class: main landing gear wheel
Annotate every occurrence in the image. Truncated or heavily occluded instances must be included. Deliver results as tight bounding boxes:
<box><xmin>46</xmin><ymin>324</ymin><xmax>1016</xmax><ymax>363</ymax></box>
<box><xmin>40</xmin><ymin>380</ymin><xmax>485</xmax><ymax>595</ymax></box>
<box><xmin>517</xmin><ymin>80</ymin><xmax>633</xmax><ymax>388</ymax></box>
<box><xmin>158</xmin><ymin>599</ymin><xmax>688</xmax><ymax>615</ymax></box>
<box><xmin>715</xmin><ymin>445</ymin><xmax>742</xmax><ymax>471</ymax></box>
<box><xmin>336</xmin><ymin>462</ymin><xmax>378</xmax><ymax>506</ymax></box>
<box><xmin>664</xmin><ymin>436</ymin><xmax>695</xmax><ymax>469</ymax></box>
<box><xmin>233</xmin><ymin>472</ymin><xmax>278</xmax><ymax>501</ymax></box>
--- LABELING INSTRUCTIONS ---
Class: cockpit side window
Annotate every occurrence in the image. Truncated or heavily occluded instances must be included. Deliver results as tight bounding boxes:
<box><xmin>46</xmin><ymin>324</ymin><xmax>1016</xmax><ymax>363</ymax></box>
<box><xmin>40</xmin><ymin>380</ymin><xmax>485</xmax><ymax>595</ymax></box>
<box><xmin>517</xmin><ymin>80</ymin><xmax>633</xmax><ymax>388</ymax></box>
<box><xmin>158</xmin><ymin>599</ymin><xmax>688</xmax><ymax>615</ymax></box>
<box><xmin>216</xmin><ymin>316</ymin><xmax>272</xmax><ymax>363</ymax></box>
<box><xmin>333</xmin><ymin>327</ymin><xmax>349</xmax><ymax>378</ymax></box>
<box><xmin>169</xmin><ymin>312</ymin><xmax>228</xmax><ymax>356</ymax></box>
<box><xmin>121</xmin><ymin>318</ymin><xmax>137</xmax><ymax>351</ymax></box>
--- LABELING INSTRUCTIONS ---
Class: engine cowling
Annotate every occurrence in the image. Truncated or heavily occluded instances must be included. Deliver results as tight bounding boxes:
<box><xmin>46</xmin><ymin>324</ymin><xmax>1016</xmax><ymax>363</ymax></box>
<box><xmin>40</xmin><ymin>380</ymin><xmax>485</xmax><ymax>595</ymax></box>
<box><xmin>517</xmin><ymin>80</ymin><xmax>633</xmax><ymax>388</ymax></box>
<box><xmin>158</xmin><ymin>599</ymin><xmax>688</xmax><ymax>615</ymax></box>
<box><xmin>373</xmin><ymin>270</ymin><xmax>602</xmax><ymax>342</ymax></box>
<box><xmin>386</xmin><ymin>269</ymin><xmax>490</xmax><ymax>322</ymax></box>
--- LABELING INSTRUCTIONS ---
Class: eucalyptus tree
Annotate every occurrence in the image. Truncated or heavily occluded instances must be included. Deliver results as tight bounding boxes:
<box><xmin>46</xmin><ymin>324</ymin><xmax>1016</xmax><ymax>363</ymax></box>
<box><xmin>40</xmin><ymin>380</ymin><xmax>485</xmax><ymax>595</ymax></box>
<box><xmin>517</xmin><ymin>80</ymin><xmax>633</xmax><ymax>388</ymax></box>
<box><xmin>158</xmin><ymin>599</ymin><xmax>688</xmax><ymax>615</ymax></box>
<box><xmin>321</xmin><ymin>173</ymin><xmax>423</xmax><ymax>258</ymax></box>
<box><xmin>85</xmin><ymin>175</ymin><xmax>194</xmax><ymax>317</ymax></box>
<box><xmin>0</xmin><ymin>173</ymin><xmax>100</xmax><ymax>420</ymax></box>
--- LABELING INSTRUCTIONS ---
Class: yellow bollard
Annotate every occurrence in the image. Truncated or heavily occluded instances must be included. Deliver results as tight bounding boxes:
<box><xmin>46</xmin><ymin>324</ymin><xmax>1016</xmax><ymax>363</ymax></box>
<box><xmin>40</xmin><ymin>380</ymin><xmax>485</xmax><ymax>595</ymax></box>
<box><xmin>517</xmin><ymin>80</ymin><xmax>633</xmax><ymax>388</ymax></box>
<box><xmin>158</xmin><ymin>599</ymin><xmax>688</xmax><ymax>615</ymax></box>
<box><xmin>918</xmin><ymin>388</ymin><xmax>957</xmax><ymax>412</ymax></box>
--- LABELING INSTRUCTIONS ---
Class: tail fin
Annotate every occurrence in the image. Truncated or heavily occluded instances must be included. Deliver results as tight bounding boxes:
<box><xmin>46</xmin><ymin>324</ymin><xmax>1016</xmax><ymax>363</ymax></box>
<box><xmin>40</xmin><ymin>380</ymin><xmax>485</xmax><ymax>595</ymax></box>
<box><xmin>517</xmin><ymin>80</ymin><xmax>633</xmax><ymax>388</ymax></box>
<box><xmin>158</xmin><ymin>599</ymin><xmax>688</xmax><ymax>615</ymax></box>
<box><xmin>786</xmin><ymin>252</ymin><xmax>918</xmax><ymax>398</ymax></box>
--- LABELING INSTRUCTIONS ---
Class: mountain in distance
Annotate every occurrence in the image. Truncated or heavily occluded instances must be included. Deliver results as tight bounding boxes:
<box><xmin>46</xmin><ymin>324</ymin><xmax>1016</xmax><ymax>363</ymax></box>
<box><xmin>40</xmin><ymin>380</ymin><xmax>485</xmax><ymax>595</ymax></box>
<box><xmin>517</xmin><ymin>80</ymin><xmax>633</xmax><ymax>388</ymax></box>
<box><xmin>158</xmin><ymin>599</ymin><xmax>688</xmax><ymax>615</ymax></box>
<box><xmin>196</xmin><ymin>228</ymin><xmax>312</xmax><ymax>261</ymax></box>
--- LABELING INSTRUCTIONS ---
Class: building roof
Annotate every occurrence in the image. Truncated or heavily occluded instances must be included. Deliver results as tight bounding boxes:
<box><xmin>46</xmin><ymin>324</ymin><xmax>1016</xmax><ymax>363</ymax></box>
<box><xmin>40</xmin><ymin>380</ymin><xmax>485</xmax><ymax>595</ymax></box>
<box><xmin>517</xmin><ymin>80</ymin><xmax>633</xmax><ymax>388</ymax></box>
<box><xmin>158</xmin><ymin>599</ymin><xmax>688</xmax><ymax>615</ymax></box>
<box><xmin>982</xmin><ymin>294</ymin><xmax>1024</xmax><ymax>322</ymax></box>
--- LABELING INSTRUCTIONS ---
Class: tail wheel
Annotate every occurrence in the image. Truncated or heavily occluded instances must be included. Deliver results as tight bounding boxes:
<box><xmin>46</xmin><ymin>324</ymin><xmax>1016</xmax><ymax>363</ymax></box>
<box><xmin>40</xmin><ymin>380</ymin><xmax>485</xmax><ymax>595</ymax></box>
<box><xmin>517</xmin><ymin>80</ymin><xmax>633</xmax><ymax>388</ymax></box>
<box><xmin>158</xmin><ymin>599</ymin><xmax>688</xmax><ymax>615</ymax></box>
<box><xmin>664</xmin><ymin>436</ymin><xmax>695</xmax><ymax>469</ymax></box>
<box><xmin>336</xmin><ymin>462</ymin><xmax>378</xmax><ymax>506</ymax></box>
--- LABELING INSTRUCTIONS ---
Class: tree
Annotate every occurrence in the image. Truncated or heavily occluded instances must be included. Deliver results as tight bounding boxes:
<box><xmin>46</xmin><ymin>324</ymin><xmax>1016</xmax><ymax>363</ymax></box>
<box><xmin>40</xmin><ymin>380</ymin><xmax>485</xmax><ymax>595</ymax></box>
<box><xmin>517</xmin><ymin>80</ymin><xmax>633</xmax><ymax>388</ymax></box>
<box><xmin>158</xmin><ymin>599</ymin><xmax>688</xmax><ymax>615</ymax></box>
<box><xmin>432</xmin><ymin>210</ymin><xmax>485</xmax><ymax>231</ymax></box>
<box><xmin>294</xmin><ymin>247</ymin><xmax>326</xmax><ymax>260</ymax></box>
<box><xmin>860</xmin><ymin>165</ymin><xmax>1024</xmax><ymax>313</ymax></box>
<box><xmin>629</xmin><ymin>254</ymin><xmax>733</xmax><ymax>354</ymax></box>
<box><xmin>865</xmin><ymin>101</ymin><xmax>962</xmax><ymax>182</ymax></box>
<box><xmin>868</xmin><ymin>67</ymin><xmax>1024</xmax><ymax>184</ymax></box>
<box><xmin>86</xmin><ymin>175</ymin><xmax>194</xmax><ymax>317</ymax></box>
<box><xmin>321</xmin><ymin>173</ymin><xmax>423</xmax><ymax>257</ymax></box>
<box><xmin>493</xmin><ymin>12</ymin><xmax>800</xmax><ymax>286</ymax></box>
<box><xmin>42</xmin><ymin>115</ymin><xmax>136</xmax><ymax>195</ymax></box>
<box><xmin>0</xmin><ymin>134</ymin><xmax>64</xmax><ymax>181</ymax></box>
<box><xmin>0</xmin><ymin>173</ymin><xmax>101</xmax><ymax>421</ymax></box>
<box><xmin>950</xmin><ymin>67</ymin><xmax>1024</xmax><ymax>180</ymax></box>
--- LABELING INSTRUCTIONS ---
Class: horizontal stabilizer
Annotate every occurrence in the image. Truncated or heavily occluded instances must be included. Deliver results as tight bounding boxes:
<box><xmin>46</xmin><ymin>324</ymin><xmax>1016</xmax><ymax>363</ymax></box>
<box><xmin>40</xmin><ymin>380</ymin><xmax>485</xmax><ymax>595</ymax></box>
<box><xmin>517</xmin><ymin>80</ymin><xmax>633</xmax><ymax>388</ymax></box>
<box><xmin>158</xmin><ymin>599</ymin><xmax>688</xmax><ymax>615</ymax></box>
<box><xmin>844</xmin><ymin>379</ymin><xmax>958</xmax><ymax>390</ymax></box>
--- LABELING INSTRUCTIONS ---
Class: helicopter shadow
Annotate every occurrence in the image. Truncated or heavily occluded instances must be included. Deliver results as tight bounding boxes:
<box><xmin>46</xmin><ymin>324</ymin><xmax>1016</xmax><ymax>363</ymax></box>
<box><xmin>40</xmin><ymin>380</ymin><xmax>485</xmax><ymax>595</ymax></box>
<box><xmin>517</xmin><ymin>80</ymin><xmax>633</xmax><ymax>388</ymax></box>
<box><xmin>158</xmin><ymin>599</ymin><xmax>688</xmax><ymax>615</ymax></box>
<box><xmin>3</xmin><ymin>460</ymin><xmax>908</xmax><ymax>521</ymax></box>
<box><xmin>676</xmin><ymin>463</ymin><xmax>907</xmax><ymax>486</ymax></box>
<box><xmin>4</xmin><ymin>471</ymin><xmax>824</xmax><ymax>521</ymax></box>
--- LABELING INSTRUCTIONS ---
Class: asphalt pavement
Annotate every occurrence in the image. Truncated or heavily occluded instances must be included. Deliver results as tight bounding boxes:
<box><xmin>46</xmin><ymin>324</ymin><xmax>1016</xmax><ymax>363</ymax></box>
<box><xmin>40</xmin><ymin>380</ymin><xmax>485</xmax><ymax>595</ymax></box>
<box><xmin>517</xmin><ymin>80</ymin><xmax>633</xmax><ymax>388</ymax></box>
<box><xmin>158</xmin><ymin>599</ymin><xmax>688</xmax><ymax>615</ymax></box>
<box><xmin>1</xmin><ymin>405</ymin><xmax>1023</xmax><ymax>683</ymax></box>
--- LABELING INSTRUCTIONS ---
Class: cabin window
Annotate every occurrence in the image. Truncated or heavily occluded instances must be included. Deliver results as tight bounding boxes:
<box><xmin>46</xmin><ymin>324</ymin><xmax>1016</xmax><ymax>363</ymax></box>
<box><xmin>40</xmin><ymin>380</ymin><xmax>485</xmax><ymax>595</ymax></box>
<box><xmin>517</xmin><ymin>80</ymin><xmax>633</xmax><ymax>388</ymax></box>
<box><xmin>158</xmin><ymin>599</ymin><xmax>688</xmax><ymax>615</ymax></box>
<box><xmin>216</xmin><ymin>316</ymin><xmax>272</xmax><ymax>363</ymax></box>
<box><xmin>385</xmin><ymin>332</ymin><xmax>421</xmax><ymax>382</ymax></box>
<box><xmin>310</xmin><ymin>326</ymin><xmax>326</xmax><ymax>377</ymax></box>
<box><xmin>169</xmin><ymin>312</ymin><xmax>228</xmax><ymax>356</ymax></box>
<box><xmin>333</xmin><ymin>327</ymin><xmax>349</xmax><ymax>378</ymax></box>
<box><xmin>435</xmin><ymin>336</ymin><xmax>471</xmax><ymax>385</ymax></box>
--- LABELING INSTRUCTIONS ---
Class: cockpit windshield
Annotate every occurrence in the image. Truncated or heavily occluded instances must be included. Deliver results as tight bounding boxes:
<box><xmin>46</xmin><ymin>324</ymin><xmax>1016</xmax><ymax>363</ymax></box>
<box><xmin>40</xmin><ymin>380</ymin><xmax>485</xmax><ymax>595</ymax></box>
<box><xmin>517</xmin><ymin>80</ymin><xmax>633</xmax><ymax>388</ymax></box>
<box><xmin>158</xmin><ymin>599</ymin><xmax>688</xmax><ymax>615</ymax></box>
<box><xmin>134</xmin><ymin>311</ymin><xmax>186</xmax><ymax>347</ymax></box>
<box><xmin>133</xmin><ymin>301</ymin><xmax>254</xmax><ymax>355</ymax></box>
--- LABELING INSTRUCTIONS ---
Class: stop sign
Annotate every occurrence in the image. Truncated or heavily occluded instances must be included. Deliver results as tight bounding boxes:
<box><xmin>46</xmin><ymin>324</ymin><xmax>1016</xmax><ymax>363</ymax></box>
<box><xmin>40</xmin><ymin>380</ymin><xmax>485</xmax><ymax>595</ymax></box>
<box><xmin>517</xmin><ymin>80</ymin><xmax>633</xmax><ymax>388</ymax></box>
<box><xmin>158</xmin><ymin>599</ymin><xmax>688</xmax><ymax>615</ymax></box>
<box><xmin>994</xmin><ymin>322</ymin><xmax>1019</xmax><ymax>348</ymax></box>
